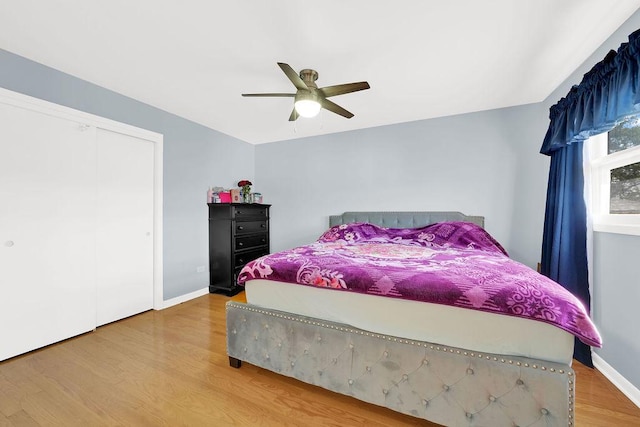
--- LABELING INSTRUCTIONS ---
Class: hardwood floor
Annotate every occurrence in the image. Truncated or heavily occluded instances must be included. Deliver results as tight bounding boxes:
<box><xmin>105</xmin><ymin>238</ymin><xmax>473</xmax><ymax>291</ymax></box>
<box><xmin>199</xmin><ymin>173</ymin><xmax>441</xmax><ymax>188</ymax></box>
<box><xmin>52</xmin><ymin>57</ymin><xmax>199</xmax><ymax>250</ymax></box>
<box><xmin>1</xmin><ymin>293</ymin><xmax>638</xmax><ymax>426</ymax></box>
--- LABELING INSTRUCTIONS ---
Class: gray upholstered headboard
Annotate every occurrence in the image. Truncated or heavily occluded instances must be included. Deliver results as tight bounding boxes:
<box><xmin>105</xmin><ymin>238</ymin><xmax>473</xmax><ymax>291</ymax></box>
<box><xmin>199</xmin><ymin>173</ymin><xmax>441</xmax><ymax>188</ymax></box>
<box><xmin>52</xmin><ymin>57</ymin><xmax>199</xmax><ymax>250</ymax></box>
<box><xmin>329</xmin><ymin>211</ymin><xmax>484</xmax><ymax>228</ymax></box>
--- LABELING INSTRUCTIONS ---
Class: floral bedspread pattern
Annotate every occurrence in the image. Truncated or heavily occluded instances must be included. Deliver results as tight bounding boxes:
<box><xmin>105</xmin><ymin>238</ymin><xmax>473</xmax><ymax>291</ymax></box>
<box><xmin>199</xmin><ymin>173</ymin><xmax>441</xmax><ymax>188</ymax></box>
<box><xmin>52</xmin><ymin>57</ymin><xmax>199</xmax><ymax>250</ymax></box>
<box><xmin>238</xmin><ymin>222</ymin><xmax>602</xmax><ymax>347</ymax></box>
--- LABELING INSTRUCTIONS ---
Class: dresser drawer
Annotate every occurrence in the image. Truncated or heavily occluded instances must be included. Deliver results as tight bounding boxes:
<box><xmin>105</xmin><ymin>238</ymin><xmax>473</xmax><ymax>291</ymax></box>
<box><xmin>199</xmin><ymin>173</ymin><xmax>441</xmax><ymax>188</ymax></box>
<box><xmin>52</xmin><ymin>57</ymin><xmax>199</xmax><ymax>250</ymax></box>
<box><xmin>233</xmin><ymin>205</ymin><xmax>268</xmax><ymax>219</ymax></box>
<box><xmin>234</xmin><ymin>248</ymin><xmax>269</xmax><ymax>268</ymax></box>
<box><xmin>235</xmin><ymin>220</ymin><xmax>267</xmax><ymax>235</ymax></box>
<box><xmin>235</xmin><ymin>234</ymin><xmax>268</xmax><ymax>251</ymax></box>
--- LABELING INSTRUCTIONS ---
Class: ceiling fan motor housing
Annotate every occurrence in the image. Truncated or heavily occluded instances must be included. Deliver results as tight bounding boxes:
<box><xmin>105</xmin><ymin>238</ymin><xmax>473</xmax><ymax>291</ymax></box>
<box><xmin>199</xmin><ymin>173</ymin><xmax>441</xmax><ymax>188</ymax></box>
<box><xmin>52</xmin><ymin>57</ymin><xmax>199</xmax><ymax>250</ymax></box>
<box><xmin>294</xmin><ymin>90</ymin><xmax>319</xmax><ymax>103</ymax></box>
<box><xmin>299</xmin><ymin>69</ymin><xmax>318</xmax><ymax>89</ymax></box>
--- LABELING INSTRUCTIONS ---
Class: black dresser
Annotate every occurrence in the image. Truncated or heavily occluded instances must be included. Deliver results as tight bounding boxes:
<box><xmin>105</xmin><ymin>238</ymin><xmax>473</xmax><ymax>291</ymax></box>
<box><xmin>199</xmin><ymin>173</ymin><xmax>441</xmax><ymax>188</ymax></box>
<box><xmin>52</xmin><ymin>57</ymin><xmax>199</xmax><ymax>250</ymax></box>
<box><xmin>208</xmin><ymin>203</ymin><xmax>270</xmax><ymax>296</ymax></box>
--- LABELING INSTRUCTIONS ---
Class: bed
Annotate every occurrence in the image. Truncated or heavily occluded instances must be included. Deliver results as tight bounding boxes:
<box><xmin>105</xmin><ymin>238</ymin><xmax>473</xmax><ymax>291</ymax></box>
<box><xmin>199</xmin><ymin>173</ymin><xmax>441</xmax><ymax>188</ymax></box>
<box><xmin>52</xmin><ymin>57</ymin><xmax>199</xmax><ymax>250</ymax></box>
<box><xmin>226</xmin><ymin>211</ymin><xmax>601</xmax><ymax>426</ymax></box>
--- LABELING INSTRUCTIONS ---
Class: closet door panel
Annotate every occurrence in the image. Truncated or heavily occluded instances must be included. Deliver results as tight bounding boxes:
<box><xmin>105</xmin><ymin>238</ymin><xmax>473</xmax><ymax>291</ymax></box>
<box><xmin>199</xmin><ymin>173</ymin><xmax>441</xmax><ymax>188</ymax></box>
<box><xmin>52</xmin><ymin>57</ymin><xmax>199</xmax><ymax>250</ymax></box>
<box><xmin>95</xmin><ymin>129</ymin><xmax>154</xmax><ymax>326</ymax></box>
<box><xmin>0</xmin><ymin>103</ymin><xmax>97</xmax><ymax>361</ymax></box>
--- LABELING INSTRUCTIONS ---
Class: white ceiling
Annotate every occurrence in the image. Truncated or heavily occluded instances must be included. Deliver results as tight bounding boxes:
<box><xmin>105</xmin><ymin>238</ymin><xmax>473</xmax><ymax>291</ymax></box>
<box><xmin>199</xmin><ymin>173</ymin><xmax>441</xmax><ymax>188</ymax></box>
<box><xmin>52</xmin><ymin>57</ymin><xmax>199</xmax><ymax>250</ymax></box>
<box><xmin>1</xmin><ymin>1</ymin><xmax>640</xmax><ymax>144</ymax></box>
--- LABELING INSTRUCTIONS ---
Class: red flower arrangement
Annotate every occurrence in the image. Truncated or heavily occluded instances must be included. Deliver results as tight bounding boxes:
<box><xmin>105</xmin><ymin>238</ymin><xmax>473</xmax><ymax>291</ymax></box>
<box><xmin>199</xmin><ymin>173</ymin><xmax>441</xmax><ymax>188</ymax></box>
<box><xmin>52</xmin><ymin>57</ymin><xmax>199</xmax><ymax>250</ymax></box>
<box><xmin>238</xmin><ymin>180</ymin><xmax>252</xmax><ymax>202</ymax></box>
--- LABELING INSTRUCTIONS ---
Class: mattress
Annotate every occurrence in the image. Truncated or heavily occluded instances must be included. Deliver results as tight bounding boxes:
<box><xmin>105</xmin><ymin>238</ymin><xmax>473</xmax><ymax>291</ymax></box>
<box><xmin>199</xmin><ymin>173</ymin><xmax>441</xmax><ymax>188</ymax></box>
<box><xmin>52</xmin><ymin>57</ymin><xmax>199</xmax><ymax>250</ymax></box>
<box><xmin>245</xmin><ymin>279</ymin><xmax>575</xmax><ymax>365</ymax></box>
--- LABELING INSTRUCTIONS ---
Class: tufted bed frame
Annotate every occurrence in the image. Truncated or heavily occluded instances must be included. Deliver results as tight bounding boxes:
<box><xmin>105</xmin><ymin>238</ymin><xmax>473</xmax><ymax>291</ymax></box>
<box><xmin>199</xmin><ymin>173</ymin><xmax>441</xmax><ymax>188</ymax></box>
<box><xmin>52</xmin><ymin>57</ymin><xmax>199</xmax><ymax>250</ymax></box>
<box><xmin>226</xmin><ymin>212</ymin><xmax>575</xmax><ymax>426</ymax></box>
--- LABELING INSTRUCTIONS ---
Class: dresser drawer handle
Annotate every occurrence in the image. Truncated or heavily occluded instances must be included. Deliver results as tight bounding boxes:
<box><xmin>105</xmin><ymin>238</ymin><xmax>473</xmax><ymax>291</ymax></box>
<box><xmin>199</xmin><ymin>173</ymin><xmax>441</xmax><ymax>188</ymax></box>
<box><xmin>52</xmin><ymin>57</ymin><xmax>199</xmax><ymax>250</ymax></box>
<box><xmin>237</xmin><ymin>210</ymin><xmax>242</xmax><ymax>215</ymax></box>
<box><xmin>238</xmin><ymin>258</ymin><xmax>244</xmax><ymax>264</ymax></box>
<box><xmin>261</xmin><ymin>238</ymin><xmax>266</xmax><ymax>243</ymax></box>
<box><xmin>260</xmin><ymin>224</ymin><xmax>266</xmax><ymax>228</ymax></box>
<box><xmin>238</xmin><ymin>242</ymin><xmax>244</xmax><ymax>247</ymax></box>
<box><xmin>237</xmin><ymin>226</ymin><xmax>244</xmax><ymax>230</ymax></box>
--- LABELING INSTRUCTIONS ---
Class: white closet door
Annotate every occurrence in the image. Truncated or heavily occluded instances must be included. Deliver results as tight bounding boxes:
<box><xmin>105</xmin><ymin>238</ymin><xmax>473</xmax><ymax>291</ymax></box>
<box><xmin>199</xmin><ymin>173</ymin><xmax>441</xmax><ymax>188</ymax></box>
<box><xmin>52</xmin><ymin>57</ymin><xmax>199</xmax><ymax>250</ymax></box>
<box><xmin>95</xmin><ymin>128</ymin><xmax>154</xmax><ymax>326</ymax></box>
<box><xmin>0</xmin><ymin>103</ymin><xmax>97</xmax><ymax>361</ymax></box>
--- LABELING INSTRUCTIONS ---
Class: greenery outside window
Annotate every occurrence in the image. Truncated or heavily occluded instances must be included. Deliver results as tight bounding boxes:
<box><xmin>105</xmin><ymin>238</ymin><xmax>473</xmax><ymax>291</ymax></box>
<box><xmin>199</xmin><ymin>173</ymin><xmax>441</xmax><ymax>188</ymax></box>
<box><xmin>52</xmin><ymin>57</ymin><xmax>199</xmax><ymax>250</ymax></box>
<box><xmin>587</xmin><ymin>116</ymin><xmax>640</xmax><ymax>235</ymax></box>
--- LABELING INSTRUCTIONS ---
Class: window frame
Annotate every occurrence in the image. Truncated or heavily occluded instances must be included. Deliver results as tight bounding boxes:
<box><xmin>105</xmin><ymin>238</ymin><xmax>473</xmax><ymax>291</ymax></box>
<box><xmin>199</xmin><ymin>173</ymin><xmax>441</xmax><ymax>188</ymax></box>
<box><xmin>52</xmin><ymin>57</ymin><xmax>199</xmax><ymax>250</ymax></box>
<box><xmin>588</xmin><ymin>132</ymin><xmax>640</xmax><ymax>236</ymax></box>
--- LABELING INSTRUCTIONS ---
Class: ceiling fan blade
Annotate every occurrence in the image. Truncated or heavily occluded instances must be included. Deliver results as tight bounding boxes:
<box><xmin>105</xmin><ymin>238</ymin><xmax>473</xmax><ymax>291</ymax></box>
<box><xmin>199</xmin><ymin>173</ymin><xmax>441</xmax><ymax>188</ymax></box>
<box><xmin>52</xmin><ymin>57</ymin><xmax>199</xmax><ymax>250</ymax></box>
<box><xmin>319</xmin><ymin>82</ymin><xmax>370</xmax><ymax>98</ymax></box>
<box><xmin>242</xmin><ymin>93</ymin><xmax>295</xmax><ymax>97</ymax></box>
<box><xmin>288</xmin><ymin>108</ymin><xmax>299</xmax><ymax>121</ymax></box>
<box><xmin>320</xmin><ymin>98</ymin><xmax>354</xmax><ymax>119</ymax></box>
<box><xmin>278</xmin><ymin>62</ymin><xmax>309</xmax><ymax>91</ymax></box>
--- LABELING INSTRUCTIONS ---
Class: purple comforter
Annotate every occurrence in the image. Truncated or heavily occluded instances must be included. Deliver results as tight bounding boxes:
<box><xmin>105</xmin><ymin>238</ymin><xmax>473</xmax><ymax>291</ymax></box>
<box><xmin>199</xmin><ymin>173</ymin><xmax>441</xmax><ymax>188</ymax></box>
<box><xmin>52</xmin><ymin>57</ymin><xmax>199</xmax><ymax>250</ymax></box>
<box><xmin>238</xmin><ymin>222</ymin><xmax>602</xmax><ymax>347</ymax></box>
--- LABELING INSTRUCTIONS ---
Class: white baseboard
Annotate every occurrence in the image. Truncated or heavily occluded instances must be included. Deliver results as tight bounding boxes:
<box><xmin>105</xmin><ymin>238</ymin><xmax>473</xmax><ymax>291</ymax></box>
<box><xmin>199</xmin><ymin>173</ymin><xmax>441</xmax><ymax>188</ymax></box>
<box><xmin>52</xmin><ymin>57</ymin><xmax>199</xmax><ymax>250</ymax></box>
<box><xmin>593</xmin><ymin>353</ymin><xmax>640</xmax><ymax>408</ymax></box>
<box><xmin>159</xmin><ymin>287</ymin><xmax>209</xmax><ymax>310</ymax></box>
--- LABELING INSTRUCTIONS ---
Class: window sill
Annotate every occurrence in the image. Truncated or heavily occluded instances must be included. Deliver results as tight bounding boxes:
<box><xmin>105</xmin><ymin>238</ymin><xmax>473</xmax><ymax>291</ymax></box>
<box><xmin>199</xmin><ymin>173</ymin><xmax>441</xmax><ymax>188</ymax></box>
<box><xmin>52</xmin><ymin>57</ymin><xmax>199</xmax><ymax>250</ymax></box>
<box><xmin>593</xmin><ymin>223</ymin><xmax>640</xmax><ymax>236</ymax></box>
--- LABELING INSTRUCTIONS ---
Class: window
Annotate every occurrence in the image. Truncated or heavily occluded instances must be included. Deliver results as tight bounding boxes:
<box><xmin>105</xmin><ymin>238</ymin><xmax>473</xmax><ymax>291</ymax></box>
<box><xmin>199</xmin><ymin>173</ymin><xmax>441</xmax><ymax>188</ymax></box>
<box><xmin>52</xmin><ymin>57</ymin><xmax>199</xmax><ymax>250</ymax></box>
<box><xmin>610</xmin><ymin>161</ymin><xmax>640</xmax><ymax>213</ymax></box>
<box><xmin>587</xmin><ymin>116</ymin><xmax>640</xmax><ymax>235</ymax></box>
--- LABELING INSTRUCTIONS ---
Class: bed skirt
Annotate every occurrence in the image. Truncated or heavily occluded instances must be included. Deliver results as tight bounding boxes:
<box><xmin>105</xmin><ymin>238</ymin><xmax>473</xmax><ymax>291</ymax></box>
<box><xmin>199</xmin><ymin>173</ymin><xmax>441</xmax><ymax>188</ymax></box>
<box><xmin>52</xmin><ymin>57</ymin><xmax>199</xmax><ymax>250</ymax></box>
<box><xmin>226</xmin><ymin>301</ymin><xmax>575</xmax><ymax>426</ymax></box>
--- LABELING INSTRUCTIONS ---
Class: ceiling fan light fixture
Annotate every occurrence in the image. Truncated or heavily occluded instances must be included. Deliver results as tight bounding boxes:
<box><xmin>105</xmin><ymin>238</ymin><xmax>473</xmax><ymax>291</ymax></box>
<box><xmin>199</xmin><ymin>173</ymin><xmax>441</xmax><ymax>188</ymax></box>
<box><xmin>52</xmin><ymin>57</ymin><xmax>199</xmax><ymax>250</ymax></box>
<box><xmin>294</xmin><ymin>92</ymin><xmax>321</xmax><ymax>118</ymax></box>
<box><xmin>294</xmin><ymin>100</ymin><xmax>321</xmax><ymax>118</ymax></box>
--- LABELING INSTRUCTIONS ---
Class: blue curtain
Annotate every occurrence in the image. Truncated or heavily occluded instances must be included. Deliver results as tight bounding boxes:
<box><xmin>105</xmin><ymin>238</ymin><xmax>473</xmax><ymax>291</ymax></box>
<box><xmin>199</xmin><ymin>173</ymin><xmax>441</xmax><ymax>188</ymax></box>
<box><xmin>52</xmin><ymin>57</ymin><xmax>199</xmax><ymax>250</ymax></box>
<box><xmin>540</xmin><ymin>29</ymin><xmax>640</xmax><ymax>367</ymax></box>
<box><xmin>540</xmin><ymin>142</ymin><xmax>592</xmax><ymax>366</ymax></box>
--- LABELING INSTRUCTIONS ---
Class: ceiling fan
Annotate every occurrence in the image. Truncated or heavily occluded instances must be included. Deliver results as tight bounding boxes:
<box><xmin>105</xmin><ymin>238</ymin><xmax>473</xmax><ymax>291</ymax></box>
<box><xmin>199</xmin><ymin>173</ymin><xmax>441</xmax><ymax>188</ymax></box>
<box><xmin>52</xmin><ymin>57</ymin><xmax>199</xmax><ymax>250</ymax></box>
<box><xmin>242</xmin><ymin>62</ymin><xmax>370</xmax><ymax>121</ymax></box>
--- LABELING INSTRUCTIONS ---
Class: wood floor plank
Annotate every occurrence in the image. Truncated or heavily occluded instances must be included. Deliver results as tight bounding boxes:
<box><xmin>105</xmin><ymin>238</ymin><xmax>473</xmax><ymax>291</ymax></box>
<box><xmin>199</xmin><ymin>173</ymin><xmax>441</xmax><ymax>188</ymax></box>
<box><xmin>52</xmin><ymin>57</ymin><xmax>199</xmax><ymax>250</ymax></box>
<box><xmin>0</xmin><ymin>293</ymin><xmax>638</xmax><ymax>426</ymax></box>
<box><xmin>5</xmin><ymin>410</ymin><xmax>39</xmax><ymax>427</ymax></box>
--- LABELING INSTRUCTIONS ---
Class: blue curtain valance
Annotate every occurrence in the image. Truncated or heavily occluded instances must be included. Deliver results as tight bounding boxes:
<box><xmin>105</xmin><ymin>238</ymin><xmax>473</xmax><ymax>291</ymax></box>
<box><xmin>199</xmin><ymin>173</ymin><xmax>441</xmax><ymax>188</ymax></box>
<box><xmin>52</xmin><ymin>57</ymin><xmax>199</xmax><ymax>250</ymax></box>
<box><xmin>540</xmin><ymin>29</ymin><xmax>640</xmax><ymax>155</ymax></box>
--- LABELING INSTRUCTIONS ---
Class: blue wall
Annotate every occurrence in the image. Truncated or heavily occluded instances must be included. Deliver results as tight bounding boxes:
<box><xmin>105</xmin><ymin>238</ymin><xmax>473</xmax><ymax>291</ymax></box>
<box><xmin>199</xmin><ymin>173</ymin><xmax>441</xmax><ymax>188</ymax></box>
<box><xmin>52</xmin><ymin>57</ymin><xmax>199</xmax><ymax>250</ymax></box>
<box><xmin>592</xmin><ymin>232</ymin><xmax>640</xmax><ymax>388</ymax></box>
<box><xmin>0</xmin><ymin>49</ymin><xmax>255</xmax><ymax>300</ymax></box>
<box><xmin>256</xmin><ymin>103</ymin><xmax>550</xmax><ymax>270</ymax></box>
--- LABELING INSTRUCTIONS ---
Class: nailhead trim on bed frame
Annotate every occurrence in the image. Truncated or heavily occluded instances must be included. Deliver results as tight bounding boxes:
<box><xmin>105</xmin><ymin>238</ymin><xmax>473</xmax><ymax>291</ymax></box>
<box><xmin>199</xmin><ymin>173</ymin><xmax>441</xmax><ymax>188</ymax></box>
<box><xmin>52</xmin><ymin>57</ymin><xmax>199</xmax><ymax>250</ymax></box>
<box><xmin>227</xmin><ymin>301</ymin><xmax>575</xmax><ymax>426</ymax></box>
<box><xmin>228</xmin><ymin>302</ymin><xmax>572</xmax><ymax>376</ymax></box>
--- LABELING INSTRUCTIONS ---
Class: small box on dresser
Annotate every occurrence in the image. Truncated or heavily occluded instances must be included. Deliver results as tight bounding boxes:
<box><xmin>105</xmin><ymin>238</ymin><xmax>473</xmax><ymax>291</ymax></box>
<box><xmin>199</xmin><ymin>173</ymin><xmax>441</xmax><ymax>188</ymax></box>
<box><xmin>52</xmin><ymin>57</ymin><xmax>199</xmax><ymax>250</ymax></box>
<box><xmin>208</xmin><ymin>203</ymin><xmax>270</xmax><ymax>296</ymax></box>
